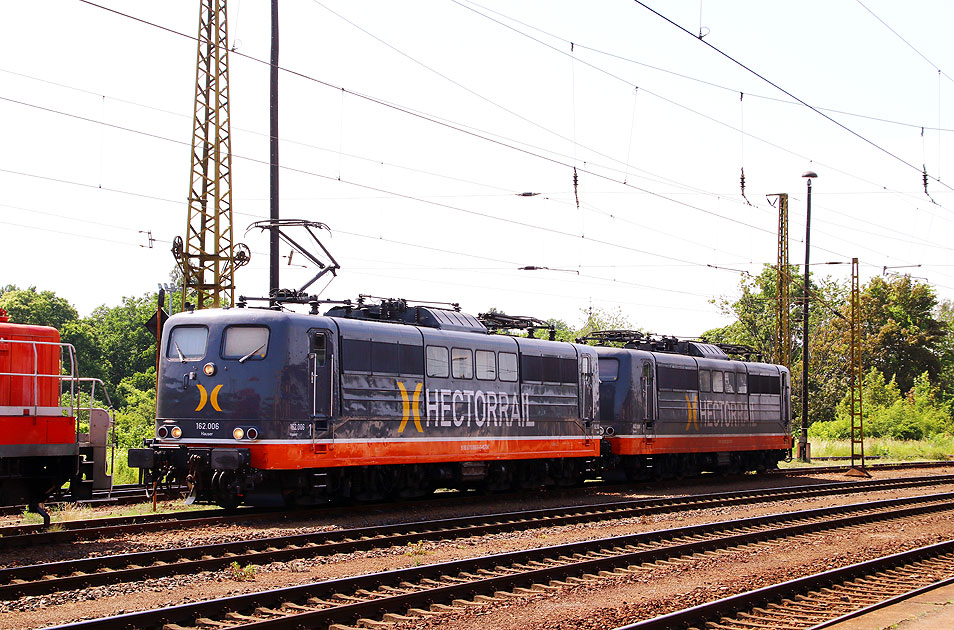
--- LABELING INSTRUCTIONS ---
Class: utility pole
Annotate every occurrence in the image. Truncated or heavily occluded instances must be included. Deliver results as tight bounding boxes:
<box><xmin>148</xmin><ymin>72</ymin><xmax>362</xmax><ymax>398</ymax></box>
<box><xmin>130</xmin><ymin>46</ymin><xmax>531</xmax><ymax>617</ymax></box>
<box><xmin>799</xmin><ymin>171</ymin><xmax>817</xmax><ymax>462</ymax></box>
<box><xmin>269</xmin><ymin>0</ymin><xmax>280</xmax><ymax>302</ymax></box>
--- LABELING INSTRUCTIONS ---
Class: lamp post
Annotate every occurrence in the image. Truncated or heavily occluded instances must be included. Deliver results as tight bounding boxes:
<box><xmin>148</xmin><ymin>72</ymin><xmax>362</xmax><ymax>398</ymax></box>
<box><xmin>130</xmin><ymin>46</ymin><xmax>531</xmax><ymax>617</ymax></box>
<box><xmin>799</xmin><ymin>170</ymin><xmax>817</xmax><ymax>462</ymax></box>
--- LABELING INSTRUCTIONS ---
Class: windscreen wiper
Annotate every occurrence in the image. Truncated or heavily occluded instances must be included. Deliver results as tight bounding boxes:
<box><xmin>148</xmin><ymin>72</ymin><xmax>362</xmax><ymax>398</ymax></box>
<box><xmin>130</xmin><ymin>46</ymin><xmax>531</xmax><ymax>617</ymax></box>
<box><xmin>239</xmin><ymin>343</ymin><xmax>266</xmax><ymax>364</ymax></box>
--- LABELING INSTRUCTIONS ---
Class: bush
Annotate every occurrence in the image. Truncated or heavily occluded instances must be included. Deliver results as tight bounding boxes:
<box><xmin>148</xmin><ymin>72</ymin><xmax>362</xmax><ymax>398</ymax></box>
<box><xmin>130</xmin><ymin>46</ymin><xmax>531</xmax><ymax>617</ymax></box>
<box><xmin>822</xmin><ymin>369</ymin><xmax>954</xmax><ymax>441</ymax></box>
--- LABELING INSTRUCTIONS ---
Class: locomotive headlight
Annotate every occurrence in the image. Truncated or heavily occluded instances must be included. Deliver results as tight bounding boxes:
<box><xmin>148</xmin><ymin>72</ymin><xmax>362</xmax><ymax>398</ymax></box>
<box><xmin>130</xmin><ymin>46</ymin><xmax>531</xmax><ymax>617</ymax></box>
<box><xmin>170</xmin><ymin>426</ymin><xmax>182</xmax><ymax>439</ymax></box>
<box><xmin>156</xmin><ymin>426</ymin><xmax>169</xmax><ymax>439</ymax></box>
<box><xmin>203</xmin><ymin>362</ymin><xmax>217</xmax><ymax>376</ymax></box>
<box><xmin>232</xmin><ymin>427</ymin><xmax>245</xmax><ymax>441</ymax></box>
<box><xmin>246</xmin><ymin>427</ymin><xmax>259</xmax><ymax>440</ymax></box>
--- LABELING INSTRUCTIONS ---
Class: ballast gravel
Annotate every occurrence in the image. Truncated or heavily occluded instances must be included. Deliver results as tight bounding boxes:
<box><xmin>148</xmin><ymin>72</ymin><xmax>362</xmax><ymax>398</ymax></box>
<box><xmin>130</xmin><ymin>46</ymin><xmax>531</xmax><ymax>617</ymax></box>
<box><xmin>1</xmin><ymin>466</ymin><xmax>952</xmax><ymax>630</ymax></box>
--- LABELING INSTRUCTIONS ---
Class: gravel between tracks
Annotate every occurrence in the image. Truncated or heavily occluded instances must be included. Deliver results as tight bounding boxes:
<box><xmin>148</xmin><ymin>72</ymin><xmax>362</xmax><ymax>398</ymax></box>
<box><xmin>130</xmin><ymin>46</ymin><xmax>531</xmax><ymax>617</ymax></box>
<box><xmin>3</xmin><ymin>466</ymin><xmax>953</xmax><ymax>630</ymax></box>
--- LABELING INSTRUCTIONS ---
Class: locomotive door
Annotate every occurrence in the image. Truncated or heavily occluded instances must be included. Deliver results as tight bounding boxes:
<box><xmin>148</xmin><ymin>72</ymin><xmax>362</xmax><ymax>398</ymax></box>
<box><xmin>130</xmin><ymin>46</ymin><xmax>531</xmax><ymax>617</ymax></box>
<box><xmin>641</xmin><ymin>360</ymin><xmax>656</xmax><ymax>440</ymax></box>
<box><xmin>309</xmin><ymin>329</ymin><xmax>335</xmax><ymax>445</ymax></box>
<box><xmin>580</xmin><ymin>354</ymin><xmax>594</xmax><ymax>427</ymax></box>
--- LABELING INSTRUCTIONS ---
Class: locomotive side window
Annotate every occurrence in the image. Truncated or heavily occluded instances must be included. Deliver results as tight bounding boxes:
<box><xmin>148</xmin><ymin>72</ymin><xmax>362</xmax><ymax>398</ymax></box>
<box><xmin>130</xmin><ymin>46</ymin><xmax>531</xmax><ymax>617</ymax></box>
<box><xmin>342</xmin><ymin>339</ymin><xmax>371</xmax><ymax>372</ymax></box>
<box><xmin>499</xmin><ymin>352</ymin><xmax>518</xmax><ymax>382</ymax></box>
<box><xmin>543</xmin><ymin>357</ymin><xmax>561</xmax><ymax>383</ymax></box>
<box><xmin>560</xmin><ymin>358</ymin><xmax>578</xmax><ymax>383</ymax></box>
<box><xmin>521</xmin><ymin>355</ymin><xmax>542</xmax><ymax>382</ymax></box>
<box><xmin>699</xmin><ymin>370</ymin><xmax>711</xmax><ymax>392</ymax></box>
<box><xmin>342</xmin><ymin>339</ymin><xmax>423</xmax><ymax>375</ymax></box>
<box><xmin>451</xmin><ymin>348</ymin><xmax>473</xmax><ymax>379</ymax></box>
<box><xmin>711</xmin><ymin>370</ymin><xmax>724</xmax><ymax>393</ymax></box>
<box><xmin>475</xmin><ymin>350</ymin><xmax>496</xmax><ymax>380</ymax></box>
<box><xmin>657</xmin><ymin>366</ymin><xmax>699</xmax><ymax>390</ymax></box>
<box><xmin>223</xmin><ymin>326</ymin><xmax>269</xmax><ymax>361</ymax></box>
<box><xmin>166</xmin><ymin>325</ymin><xmax>208</xmax><ymax>361</ymax></box>
<box><xmin>400</xmin><ymin>345</ymin><xmax>424</xmax><ymax>375</ymax></box>
<box><xmin>599</xmin><ymin>358</ymin><xmax>619</xmax><ymax>382</ymax></box>
<box><xmin>371</xmin><ymin>342</ymin><xmax>401</xmax><ymax>375</ymax></box>
<box><xmin>311</xmin><ymin>333</ymin><xmax>327</xmax><ymax>367</ymax></box>
<box><xmin>737</xmin><ymin>373</ymin><xmax>748</xmax><ymax>394</ymax></box>
<box><xmin>426</xmin><ymin>345</ymin><xmax>449</xmax><ymax>378</ymax></box>
<box><xmin>724</xmin><ymin>372</ymin><xmax>736</xmax><ymax>393</ymax></box>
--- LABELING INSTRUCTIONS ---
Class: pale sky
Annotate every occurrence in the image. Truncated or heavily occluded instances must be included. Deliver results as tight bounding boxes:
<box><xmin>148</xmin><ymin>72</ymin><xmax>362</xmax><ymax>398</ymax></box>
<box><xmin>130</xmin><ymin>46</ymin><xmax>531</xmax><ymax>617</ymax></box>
<box><xmin>2</xmin><ymin>0</ymin><xmax>952</xmax><ymax>336</ymax></box>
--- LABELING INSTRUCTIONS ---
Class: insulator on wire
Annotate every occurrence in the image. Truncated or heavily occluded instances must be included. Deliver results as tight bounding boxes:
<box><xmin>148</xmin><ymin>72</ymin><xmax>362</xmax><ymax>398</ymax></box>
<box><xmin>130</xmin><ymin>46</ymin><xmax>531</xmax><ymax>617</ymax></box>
<box><xmin>573</xmin><ymin>167</ymin><xmax>580</xmax><ymax>209</ymax></box>
<box><xmin>740</xmin><ymin>167</ymin><xmax>752</xmax><ymax>206</ymax></box>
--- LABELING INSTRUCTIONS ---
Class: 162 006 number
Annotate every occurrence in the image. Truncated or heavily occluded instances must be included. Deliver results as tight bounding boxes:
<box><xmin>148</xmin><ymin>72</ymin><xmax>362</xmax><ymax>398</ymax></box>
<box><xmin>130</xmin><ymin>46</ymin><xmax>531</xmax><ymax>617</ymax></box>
<box><xmin>196</xmin><ymin>422</ymin><xmax>220</xmax><ymax>430</ymax></box>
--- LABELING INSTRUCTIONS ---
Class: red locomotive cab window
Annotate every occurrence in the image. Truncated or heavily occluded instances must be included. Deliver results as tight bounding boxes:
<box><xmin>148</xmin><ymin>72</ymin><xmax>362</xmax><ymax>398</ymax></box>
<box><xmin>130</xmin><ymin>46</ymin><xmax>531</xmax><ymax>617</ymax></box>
<box><xmin>167</xmin><ymin>326</ymin><xmax>208</xmax><ymax>361</ymax></box>
<box><xmin>223</xmin><ymin>326</ymin><xmax>269</xmax><ymax>362</ymax></box>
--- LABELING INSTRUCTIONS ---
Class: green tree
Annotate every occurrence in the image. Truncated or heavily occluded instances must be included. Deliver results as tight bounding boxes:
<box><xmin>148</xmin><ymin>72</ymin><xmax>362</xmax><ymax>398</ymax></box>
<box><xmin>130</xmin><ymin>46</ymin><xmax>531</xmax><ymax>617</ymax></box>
<box><xmin>708</xmin><ymin>265</ymin><xmax>848</xmax><ymax>424</ymax></box>
<box><xmin>0</xmin><ymin>287</ymin><xmax>108</xmax><ymax>381</ymax></box>
<box><xmin>855</xmin><ymin>276</ymin><xmax>945</xmax><ymax>393</ymax></box>
<box><xmin>85</xmin><ymin>293</ymin><xmax>160</xmax><ymax>393</ymax></box>
<box><xmin>0</xmin><ymin>286</ymin><xmax>79</xmax><ymax>330</ymax></box>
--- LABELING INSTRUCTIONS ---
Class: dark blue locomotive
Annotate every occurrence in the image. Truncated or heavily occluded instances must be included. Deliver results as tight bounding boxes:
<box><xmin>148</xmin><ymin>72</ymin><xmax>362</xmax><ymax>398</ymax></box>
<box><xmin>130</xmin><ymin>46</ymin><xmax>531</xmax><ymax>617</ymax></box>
<box><xmin>129</xmin><ymin>300</ymin><xmax>600</xmax><ymax>507</ymax></box>
<box><xmin>585</xmin><ymin>331</ymin><xmax>791</xmax><ymax>481</ymax></box>
<box><xmin>129</xmin><ymin>300</ymin><xmax>791</xmax><ymax>508</ymax></box>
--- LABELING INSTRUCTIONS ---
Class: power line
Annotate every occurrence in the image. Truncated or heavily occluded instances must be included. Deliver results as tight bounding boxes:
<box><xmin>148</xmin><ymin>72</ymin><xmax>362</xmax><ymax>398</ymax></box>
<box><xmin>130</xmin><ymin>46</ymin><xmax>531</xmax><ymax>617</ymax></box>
<box><xmin>631</xmin><ymin>0</ymin><xmax>954</xmax><ymax>195</ymax></box>
<box><xmin>68</xmin><ymin>0</ymin><xmax>954</xmax><ymax>229</ymax></box>
<box><xmin>855</xmin><ymin>0</ymin><xmax>954</xmax><ymax>87</ymax></box>
<box><xmin>0</xmin><ymin>94</ymin><xmax>772</xmax><ymax>268</ymax></box>
<box><xmin>446</xmin><ymin>0</ymin><xmax>954</xmax><ymax>218</ymax></box>
<box><xmin>454</xmin><ymin>0</ymin><xmax>954</xmax><ymax>133</ymax></box>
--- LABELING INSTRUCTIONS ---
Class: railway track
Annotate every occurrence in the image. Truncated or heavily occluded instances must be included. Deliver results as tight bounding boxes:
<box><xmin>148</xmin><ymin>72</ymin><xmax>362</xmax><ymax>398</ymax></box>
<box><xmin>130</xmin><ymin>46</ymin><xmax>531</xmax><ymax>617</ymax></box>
<box><xmin>39</xmin><ymin>491</ymin><xmax>954</xmax><ymax>630</ymax></box>
<box><xmin>1</xmin><ymin>459</ymin><xmax>948</xmax><ymax>521</ymax></box>
<box><xmin>3</xmin><ymin>473</ymin><xmax>953</xmax><ymax>552</ymax></box>
<box><xmin>620</xmin><ymin>539</ymin><xmax>954</xmax><ymax>630</ymax></box>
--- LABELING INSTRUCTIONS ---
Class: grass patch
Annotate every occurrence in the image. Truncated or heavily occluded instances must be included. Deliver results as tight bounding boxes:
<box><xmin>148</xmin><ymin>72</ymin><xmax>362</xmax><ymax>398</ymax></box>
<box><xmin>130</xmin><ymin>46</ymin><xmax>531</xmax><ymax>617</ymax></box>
<box><xmin>226</xmin><ymin>561</ymin><xmax>257</xmax><ymax>581</ymax></box>
<box><xmin>109</xmin><ymin>450</ymin><xmax>142</xmax><ymax>486</ymax></box>
<box><xmin>784</xmin><ymin>437</ymin><xmax>954</xmax><ymax>463</ymax></box>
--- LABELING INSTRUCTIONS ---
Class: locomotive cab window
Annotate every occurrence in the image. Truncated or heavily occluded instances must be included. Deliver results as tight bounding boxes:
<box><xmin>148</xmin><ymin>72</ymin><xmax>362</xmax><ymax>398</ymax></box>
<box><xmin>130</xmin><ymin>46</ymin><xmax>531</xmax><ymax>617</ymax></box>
<box><xmin>451</xmin><ymin>348</ymin><xmax>473</xmax><ymax>379</ymax></box>
<box><xmin>426</xmin><ymin>345</ymin><xmax>449</xmax><ymax>378</ymax></box>
<box><xmin>223</xmin><ymin>326</ymin><xmax>269</xmax><ymax>362</ymax></box>
<box><xmin>476</xmin><ymin>350</ymin><xmax>496</xmax><ymax>380</ymax></box>
<box><xmin>724</xmin><ymin>372</ymin><xmax>736</xmax><ymax>393</ymax></box>
<box><xmin>737</xmin><ymin>373</ymin><xmax>748</xmax><ymax>394</ymax></box>
<box><xmin>711</xmin><ymin>370</ymin><xmax>724</xmax><ymax>393</ymax></box>
<box><xmin>167</xmin><ymin>325</ymin><xmax>208</xmax><ymax>361</ymax></box>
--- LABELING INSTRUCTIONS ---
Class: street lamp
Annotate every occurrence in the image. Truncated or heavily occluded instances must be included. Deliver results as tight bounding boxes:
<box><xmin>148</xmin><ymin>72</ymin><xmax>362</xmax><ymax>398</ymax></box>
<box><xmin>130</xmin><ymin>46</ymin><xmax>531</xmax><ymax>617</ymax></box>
<box><xmin>799</xmin><ymin>170</ymin><xmax>817</xmax><ymax>462</ymax></box>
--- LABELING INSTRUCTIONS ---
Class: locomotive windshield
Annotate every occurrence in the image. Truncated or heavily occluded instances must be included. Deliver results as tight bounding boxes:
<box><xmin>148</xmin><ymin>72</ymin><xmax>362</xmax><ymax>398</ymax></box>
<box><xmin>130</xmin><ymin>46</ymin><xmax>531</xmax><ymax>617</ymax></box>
<box><xmin>222</xmin><ymin>326</ymin><xmax>269</xmax><ymax>362</ymax></box>
<box><xmin>166</xmin><ymin>326</ymin><xmax>208</xmax><ymax>361</ymax></box>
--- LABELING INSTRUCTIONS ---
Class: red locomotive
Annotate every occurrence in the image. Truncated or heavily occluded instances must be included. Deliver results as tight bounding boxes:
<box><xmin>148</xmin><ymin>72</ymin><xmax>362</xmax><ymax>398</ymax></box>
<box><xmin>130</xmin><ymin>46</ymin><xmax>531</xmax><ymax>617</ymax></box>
<box><xmin>0</xmin><ymin>308</ymin><xmax>113</xmax><ymax>522</ymax></box>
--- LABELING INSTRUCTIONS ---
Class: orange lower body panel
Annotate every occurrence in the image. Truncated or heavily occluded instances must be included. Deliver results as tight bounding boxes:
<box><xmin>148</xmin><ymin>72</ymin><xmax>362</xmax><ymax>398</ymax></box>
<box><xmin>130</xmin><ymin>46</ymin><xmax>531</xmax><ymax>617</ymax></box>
<box><xmin>186</xmin><ymin>438</ymin><xmax>600</xmax><ymax>470</ymax></box>
<box><xmin>609</xmin><ymin>433</ymin><xmax>792</xmax><ymax>456</ymax></box>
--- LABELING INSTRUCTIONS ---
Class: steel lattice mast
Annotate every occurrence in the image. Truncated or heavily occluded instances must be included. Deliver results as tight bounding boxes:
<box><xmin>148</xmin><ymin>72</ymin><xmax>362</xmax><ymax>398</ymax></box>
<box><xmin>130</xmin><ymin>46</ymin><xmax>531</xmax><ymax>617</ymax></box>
<box><xmin>849</xmin><ymin>257</ymin><xmax>867</xmax><ymax>473</ymax></box>
<box><xmin>176</xmin><ymin>0</ymin><xmax>241</xmax><ymax>310</ymax></box>
<box><xmin>774</xmin><ymin>193</ymin><xmax>791</xmax><ymax>369</ymax></box>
